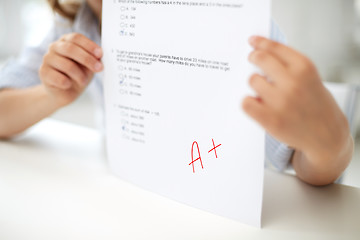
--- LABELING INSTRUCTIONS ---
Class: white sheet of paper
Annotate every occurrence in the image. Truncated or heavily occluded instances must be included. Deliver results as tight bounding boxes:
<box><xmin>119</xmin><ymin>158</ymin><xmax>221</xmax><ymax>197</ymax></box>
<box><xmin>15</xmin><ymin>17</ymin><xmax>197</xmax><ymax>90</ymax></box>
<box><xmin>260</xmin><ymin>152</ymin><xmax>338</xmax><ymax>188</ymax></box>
<box><xmin>102</xmin><ymin>0</ymin><xmax>270</xmax><ymax>227</ymax></box>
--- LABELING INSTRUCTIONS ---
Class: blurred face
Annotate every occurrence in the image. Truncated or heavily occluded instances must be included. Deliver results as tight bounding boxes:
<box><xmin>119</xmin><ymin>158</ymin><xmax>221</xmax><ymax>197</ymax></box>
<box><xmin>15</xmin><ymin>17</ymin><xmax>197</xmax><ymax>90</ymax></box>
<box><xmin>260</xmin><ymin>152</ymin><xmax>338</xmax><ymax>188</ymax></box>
<box><xmin>86</xmin><ymin>0</ymin><xmax>102</xmax><ymax>20</ymax></box>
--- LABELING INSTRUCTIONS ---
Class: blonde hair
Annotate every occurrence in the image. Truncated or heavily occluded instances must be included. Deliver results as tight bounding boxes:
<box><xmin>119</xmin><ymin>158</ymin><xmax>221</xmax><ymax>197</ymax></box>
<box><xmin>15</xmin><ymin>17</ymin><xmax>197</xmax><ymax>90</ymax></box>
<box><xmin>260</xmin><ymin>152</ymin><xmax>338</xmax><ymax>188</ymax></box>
<box><xmin>47</xmin><ymin>0</ymin><xmax>81</xmax><ymax>21</ymax></box>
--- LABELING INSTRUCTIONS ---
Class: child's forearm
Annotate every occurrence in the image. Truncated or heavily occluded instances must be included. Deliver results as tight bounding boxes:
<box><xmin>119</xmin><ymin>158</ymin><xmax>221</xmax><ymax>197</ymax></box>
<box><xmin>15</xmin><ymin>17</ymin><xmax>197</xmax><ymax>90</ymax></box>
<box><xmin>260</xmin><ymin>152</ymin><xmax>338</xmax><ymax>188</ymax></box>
<box><xmin>291</xmin><ymin>134</ymin><xmax>354</xmax><ymax>186</ymax></box>
<box><xmin>0</xmin><ymin>85</ymin><xmax>60</xmax><ymax>138</ymax></box>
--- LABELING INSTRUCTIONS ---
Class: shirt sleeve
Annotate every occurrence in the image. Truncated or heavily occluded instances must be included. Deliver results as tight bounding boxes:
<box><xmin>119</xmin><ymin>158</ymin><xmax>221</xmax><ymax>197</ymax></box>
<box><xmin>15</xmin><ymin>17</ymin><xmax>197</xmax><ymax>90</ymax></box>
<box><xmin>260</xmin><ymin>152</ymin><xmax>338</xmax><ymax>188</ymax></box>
<box><xmin>0</xmin><ymin>16</ymin><xmax>73</xmax><ymax>89</ymax></box>
<box><xmin>265</xmin><ymin>20</ymin><xmax>295</xmax><ymax>171</ymax></box>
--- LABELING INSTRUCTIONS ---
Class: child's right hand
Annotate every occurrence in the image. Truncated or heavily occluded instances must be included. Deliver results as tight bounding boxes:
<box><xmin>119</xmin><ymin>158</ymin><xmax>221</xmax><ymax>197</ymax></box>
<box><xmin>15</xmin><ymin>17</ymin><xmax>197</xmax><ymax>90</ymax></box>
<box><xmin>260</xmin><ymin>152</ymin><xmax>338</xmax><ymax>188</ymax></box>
<box><xmin>243</xmin><ymin>36</ymin><xmax>353</xmax><ymax>185</ymax></box>
<box><xmin>39</xmin><ymin>33</ymin><xmax>103</xmax><ymax>107</ymax></box>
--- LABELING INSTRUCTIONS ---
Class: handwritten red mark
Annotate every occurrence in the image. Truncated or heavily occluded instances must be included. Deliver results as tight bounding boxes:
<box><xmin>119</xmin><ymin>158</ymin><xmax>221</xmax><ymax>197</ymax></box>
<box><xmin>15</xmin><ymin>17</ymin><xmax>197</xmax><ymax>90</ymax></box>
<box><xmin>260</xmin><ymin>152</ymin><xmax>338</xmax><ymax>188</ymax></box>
<box><xmin>189</xmin><ymin>141</ymin><xmax>204</xmax><ymax>173</ymax></box>
<box><xmin>208</xmin><ymin>138</ymin><xmax>221</xmax><ymax>158</ymax></box>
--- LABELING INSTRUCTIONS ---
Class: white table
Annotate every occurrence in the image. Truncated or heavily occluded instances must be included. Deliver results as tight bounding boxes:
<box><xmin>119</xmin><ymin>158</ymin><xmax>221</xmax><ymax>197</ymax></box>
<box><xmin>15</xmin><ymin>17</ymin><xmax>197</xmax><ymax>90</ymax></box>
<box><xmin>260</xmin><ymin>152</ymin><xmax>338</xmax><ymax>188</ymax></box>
<box><xmin>0</xmin><ymin>119</ymin><xmax>359</xmax><ymax>239</ymax></box>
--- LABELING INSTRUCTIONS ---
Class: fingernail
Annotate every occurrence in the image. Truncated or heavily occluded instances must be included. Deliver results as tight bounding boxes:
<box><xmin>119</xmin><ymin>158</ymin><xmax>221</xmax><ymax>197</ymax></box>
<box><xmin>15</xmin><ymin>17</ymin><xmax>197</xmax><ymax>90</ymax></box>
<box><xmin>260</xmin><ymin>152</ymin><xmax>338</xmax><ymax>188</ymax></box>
<box><xmin>249</xmin><ymin>36</ymin><xmax>257</xmax><ymax>47</ymax></box>
<box><xmin>94</xmin><ymin>48</ymin><xmax>103</xmax><ymax>58</ymax></box>
<box><xmin>94</xmin><ymin>61</ymin><xmax>103</xmax><ymax>71</ymax></box>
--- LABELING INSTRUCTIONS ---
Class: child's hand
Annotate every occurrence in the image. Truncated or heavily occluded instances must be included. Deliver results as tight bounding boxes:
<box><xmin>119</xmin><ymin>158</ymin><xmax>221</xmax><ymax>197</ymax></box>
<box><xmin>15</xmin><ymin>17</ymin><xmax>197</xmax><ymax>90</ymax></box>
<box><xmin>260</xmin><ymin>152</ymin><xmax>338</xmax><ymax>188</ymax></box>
<box><xmin>243</xmin><ymin>36</ymin><xmax>351</xmax><ymax>180</ymax></box>
<box><xmin>39</xmin><ymin>33</ymin><xmax>103</xmax><ymax>107</ymax></box>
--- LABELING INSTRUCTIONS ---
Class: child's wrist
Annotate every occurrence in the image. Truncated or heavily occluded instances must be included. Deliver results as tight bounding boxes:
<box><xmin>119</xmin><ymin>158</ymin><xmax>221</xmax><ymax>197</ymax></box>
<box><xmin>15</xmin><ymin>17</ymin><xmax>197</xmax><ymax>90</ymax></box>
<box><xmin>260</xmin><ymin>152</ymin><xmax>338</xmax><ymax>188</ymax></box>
<box><xmin>301</xmin><ymin>127</ymin><xmax>352</xmax><ymax>172</ymax></box>
<box><xmin>37</xmin><ymin>85</ymin><xmax>65</xmax><ymax>111</ymax></box>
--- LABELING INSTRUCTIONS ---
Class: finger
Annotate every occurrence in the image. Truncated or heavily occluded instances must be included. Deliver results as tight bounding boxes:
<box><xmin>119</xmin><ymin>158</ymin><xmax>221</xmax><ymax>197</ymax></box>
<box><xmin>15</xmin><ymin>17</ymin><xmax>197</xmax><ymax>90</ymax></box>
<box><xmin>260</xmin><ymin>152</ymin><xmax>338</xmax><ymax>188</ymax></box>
<box><xmin>42</xmin><ymin>65</ymin><xmax>72</xmax><ymax>90</ymax></box>
<box><xmin>81</xmin><ymin>65</ymin><xmax>94</xmax><ymax>81</ymax></box>
<box><xmin>47</xmin><ymin>54</ymin><xmax>87</xmax><ymax>86</ymax></box>
<box><xmin>249</xmin><ymin>50</ymin><xmax>291</xmax><ymax>84</ymax></box>
<box><xmin>61</xmin><ymin>33</ymin><xmax>103</xmax><ymax>59</ymax></box>
<box><xmin>52</xmin><ymin>41</ymin><xmax>103</xmax><ymax>73</ymax></box>
<box><xmin>242</xmin><ymin>96</ymin><xmax>271</xmax><ymax>128</ymax></box>
<box><xmin>249</xmin><ymin>36</ymin><xmax>306</xmax><ymax>67</ymax></box>
<box><xmin>248</xmin><ymin>74</ymin><xmax>276</xmax><ymax>101</ymax></box>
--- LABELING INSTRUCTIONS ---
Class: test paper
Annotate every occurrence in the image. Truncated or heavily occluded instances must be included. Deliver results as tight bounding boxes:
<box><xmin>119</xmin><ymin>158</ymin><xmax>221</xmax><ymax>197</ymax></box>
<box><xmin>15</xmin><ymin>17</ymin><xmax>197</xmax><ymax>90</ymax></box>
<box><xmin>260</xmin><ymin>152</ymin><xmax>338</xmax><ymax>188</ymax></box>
<box><xmin>102</xmin><ymin>0</ymin><xmax>271</xmax><ymax>227</ymax></box>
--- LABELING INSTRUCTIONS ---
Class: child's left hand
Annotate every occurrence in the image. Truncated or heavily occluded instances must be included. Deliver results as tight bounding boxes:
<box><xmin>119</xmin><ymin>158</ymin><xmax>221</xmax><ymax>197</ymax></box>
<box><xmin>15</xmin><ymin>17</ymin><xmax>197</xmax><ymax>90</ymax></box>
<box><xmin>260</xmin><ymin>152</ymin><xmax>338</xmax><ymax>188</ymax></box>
<box><xmin>243</xmin><ymin>36</ymin><xmax>353</xmax><ymax>185</ymax></box>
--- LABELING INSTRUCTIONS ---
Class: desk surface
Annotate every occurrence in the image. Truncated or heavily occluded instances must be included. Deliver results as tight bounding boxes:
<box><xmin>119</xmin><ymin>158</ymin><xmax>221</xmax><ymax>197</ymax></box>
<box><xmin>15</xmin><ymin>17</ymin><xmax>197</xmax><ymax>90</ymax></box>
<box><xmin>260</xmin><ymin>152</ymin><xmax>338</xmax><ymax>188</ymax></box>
<box><xmin>0</xmin><ymin>119</ymin><xmax>359</xmax><ymax>240</ymax></box>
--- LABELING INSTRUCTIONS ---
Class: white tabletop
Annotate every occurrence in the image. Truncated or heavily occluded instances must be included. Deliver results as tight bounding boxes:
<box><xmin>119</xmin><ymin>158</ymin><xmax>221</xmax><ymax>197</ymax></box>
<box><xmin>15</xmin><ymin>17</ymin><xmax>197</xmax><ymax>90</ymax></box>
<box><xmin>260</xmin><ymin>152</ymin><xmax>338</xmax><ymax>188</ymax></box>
<box><xmin>0</xmin><ymin>119</ymin><xmax>359</xmax><ymax>240</ymax></box>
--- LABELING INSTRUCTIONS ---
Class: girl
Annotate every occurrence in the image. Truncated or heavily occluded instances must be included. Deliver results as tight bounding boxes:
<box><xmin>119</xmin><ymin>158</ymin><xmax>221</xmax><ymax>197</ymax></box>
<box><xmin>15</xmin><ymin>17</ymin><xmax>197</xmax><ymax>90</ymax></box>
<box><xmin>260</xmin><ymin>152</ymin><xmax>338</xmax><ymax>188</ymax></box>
<box><xmin>0</xmin><ymin>0</ymin><xmax>353</xmax><ymax>186</ymax></box>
